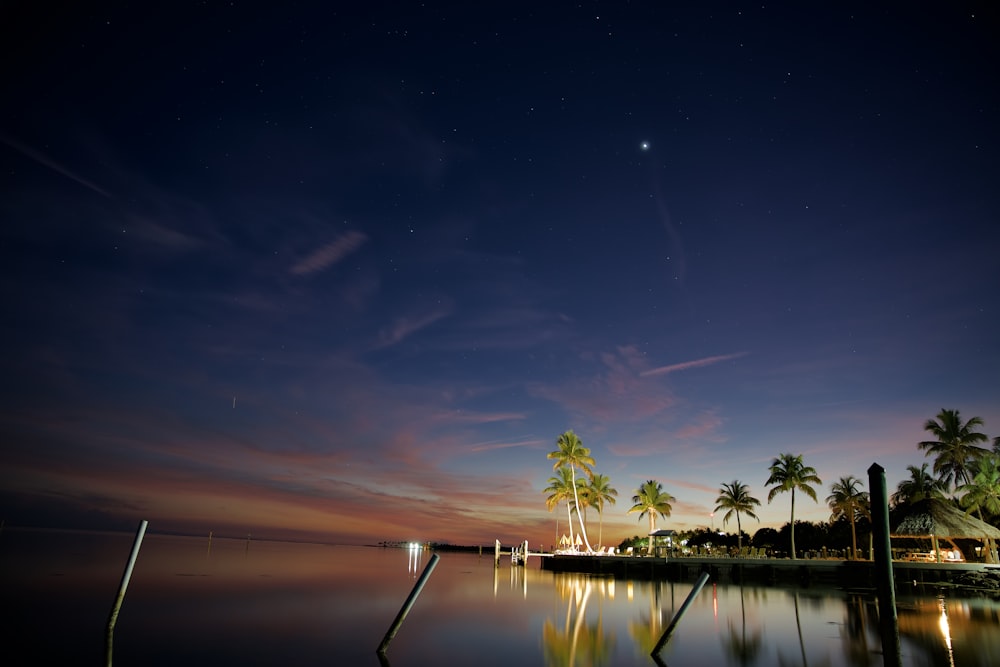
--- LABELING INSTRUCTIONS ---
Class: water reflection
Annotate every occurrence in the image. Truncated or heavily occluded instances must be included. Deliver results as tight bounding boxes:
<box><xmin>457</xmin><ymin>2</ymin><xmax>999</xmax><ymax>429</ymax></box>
<box><xmin>496</xmin><ymin>562</ymin><xmax>1000</xmax><ymax>667</ymax></box>
<box><xmin>542</xmin><ymin>575</ymin><xmax>616</xmax><ymax>667</ymax></box>
<box><xmin>5</xmin><ymin>531</ymin><xmax>1000</xmax><ymax>667</ymax></box>
<box><xmin>722</xmin><ymin>584</ymin><xmax>763</xmax><ymax>666</ymax></box>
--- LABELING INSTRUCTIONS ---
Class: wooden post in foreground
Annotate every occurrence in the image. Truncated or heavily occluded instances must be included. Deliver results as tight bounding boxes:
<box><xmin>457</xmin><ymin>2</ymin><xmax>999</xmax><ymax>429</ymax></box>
<box><xmin>106</xmin><ymin>519</ymin><xmax>148</xmax><ymax>667</ymax></box>
<box><xmin>651</xmin><ymin>571</ymin><xmax>710</xmax><ymax>657</ymax></box>
<box><xmin>377</xmin><ymin>553</ymin><xmax>440</xmax><ymax>657</ymax></box>
<box><xmin>868</xmin><ymin>463</ymin><xmax>902</xmax><ymax>667</ymax></box>
<box><xmin>494</xmin><ymin>539</ymin><xmax>500</xmax><ymax>567</ymax></box>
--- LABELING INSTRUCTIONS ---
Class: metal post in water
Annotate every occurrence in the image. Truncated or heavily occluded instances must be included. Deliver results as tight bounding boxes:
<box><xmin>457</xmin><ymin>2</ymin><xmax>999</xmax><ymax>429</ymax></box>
<box><xmin>651</xmin><ymin>571</ymin><xmax>710</xmax><ymax>657</ymax></box>
<box><xmin>106</xmin><ymin>519</ymin><xmax>148</xmax><ymax>667</ymax></box>
<box><xmin>377</xmin><ymin>553</ymin><xmax>440</xmax><ymax>656</ymax></box>
<box><xmin>868</xmin><ymin>462</ymin><xmax>902</xmax><ymax>667</ymax></box>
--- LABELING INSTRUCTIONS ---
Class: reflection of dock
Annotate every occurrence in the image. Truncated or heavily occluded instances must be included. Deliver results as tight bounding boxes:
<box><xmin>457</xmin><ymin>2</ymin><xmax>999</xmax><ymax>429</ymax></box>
<box><xmin>540</xmin><ymin>554</ymin><xmax>1000</xmax><ymax>588</ymax></box>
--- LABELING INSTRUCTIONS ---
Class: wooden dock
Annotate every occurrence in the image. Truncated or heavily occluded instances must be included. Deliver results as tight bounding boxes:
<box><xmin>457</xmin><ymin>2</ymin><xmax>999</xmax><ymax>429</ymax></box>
<box><xmin>539</xmin><ymin>553</ymin><xmax>1000</xmax><ymax>589</ymax></box>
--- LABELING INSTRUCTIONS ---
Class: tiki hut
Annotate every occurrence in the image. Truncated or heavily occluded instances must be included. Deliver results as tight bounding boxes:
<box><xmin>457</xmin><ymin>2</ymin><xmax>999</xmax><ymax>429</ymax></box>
<box><xmin>892</xmin><ymin>498</ymin><xmax>1000</xmax><ymax>563</ymax></box>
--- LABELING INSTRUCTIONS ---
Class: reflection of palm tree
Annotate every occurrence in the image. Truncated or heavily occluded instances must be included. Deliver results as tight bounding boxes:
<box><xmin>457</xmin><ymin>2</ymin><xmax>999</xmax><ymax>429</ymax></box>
<box><xmin>826</xmin><ymin>476</ymin><xmax>870</xmax><ymax>560</ymax></box>
<box><xmin>627</xmin><ymin>581</ymin><xmax>667</xmax><ymax>656</ymax></box>
<box><xmin>715</xmin><ymin>480</ymin><xmax>761</xmax><ymax>551</ymax></box>
<box><xmin>722</xmin><ymin>583</ymin><xmax>763</xmax><ymax>666</ymax></box>
<box><xmin>548</xmin><ymin>431</ymin><xmax>596</xmax><ymax>552</ymax></box>
<box><xmin>628</xmin><ymin>480</ymin><xmax>675</xmax><ymax>555</ymax></box>
<box><xmin>840</xmin><ymin>595</ymin><xmax>876</xmax><ymax>667</ymax></box>
<box><xmin>775</xmin><ymin>592</ymin><xmax>809</xmax><ymax>667</ymax></box>
<box><xmin>775</xmin><ymin>592</ymin><xmax>836</xmax><ymax>667</ymax></box>
<box><xmin>542</xmin><ymin>576</ymin><xmax>617</xmax><ymax>667</ymax></box>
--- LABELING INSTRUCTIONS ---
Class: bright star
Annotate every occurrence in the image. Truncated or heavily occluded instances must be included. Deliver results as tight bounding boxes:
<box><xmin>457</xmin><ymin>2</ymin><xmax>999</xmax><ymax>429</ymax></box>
<box><xmin>640</xmin><ymin>141</ymin><xmax>650</xmax><ymax>151</ymax></box>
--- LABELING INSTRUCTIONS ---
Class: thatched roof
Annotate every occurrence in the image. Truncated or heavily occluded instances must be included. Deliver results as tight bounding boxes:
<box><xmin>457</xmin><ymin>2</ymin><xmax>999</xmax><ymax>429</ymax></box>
<box><xmin>893</xmin><ymin>498</ymin><xmax>1000</xmax><ymax>539</ymax></box>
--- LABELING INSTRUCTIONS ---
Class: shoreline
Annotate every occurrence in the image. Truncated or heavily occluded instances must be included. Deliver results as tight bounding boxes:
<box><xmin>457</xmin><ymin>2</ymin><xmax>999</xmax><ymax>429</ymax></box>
<box><xmin>540</xmin><ymin>553</ymin><xmax>1000</xmax><ymax>594</ymax></box>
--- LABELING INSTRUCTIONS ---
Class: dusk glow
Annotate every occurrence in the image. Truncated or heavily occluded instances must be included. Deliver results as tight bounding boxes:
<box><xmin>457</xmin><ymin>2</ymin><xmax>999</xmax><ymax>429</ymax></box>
<box><xmin>1</xmin><ymin>4</ymin><xmax>997</xmax><ymax>549</ymax></box>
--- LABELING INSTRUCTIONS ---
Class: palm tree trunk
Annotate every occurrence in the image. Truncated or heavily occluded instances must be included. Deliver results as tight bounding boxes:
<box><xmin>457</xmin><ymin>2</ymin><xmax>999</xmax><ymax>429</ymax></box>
<box><xmin>736</xmin><ymin>512</ymin><xmax>743</xmax><ymax>551</ymax></box>
<box><xmin>598</xmin><ymin>510</ymin><xmax>604</xmax><ymax>550</ymax></box>
<box><xmin>790</xmin><ymin>489</ymin><xmax>797</xmax><ymax>559</ymax></box>
<box><xmin>569</xmin><ymin>467</ymin><xmax>593</xmax><ymax>552</ymax></box>
<box><xmin>647</xmin><ymin>514</ymin><xmax>655</xmax><ymax>555</ymax></box>
<box><xmin>565</xmin><ymin>502</ymin><xmax>574</xmax><ymax>547</ymax></box>
<box><xmin>849</xmin><ymin>513</ymin><xmax>857</xmax><ymax>560</ymax></box>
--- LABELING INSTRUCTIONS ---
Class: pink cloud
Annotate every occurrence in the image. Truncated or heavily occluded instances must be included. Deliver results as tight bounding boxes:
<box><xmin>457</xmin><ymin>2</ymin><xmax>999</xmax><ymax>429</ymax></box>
<box><xmin>639</xmin><ymin>352</ymin><xmax>747</xmax><ymax>377</ymax></box>
<box><xmin>290</xmin><ymin>231</ymin><xmax>367</xmax><ymax>275</ymax></box>
<box><xmin>375</xmin><ymin>306</ymin><xmax>451</xmax><ymax>348</ymax></box>
<box><xmin>528</xmin><ymin>345</ymin><xmax>677</xmax><ymax>424</ymax></box>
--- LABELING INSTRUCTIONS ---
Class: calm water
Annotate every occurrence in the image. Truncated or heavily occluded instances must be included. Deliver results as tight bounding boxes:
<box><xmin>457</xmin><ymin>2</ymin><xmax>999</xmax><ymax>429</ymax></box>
<box><xmin>2</xmin><ymin>529</ymin><xmax>999</xmax><ymax>666</ymax></box>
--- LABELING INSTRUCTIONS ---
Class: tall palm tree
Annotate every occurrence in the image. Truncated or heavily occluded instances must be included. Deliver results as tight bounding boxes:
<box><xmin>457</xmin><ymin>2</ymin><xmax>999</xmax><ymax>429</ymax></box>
<box><xmin>544</xmin><ymin>466</ymin><xmax>580</xmax><ymax>547</ymax></box>
<box><xmin>765</xmin><ymin>453</ymin><xmax>822</xmax><ymax>560</ymax></box>
<box><xmin>628</xmin><ymin>480</ymin><xmax>675</xmax><ymax>554</ymax></box>
<box><xmin>826</xmin><ymin>476</ymin><xmax>870</xmax><ymax>560</ymax></box>
<box><xmin>548</xmin><ymin>430</ymin><xmax>596</xmax><ymax>552</ymax></box>
<box><xmin>890</xmin><ymin>463</ymin><xmax>947</xmax><ymax>507</ymax></box>
<box><xmin>918</xmin><ymin>409</ymin><xmax>989</xmax><ymax>492</ymax></box>
<box><xmin>588</xmin><ymin>473</ymin><xmax>618</xmax><ymax>549</ymax></box>
<box><xmin>714</xmin><ymin>480</ymin><xmax>761</xmax><ymax>551</ymax></box>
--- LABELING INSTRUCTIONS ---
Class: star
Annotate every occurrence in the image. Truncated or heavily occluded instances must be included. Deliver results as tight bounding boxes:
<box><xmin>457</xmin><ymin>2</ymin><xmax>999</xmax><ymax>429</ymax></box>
<box><xmin>640</xmin><ymin>141</ymin><xmax>650</xmax><ymax>151</ymax></box>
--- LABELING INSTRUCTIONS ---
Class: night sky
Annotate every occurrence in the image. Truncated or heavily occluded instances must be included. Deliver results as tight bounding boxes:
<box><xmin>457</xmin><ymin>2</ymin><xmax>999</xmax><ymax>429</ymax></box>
<box><xmin>2</xmin><ymin>3</ymin><xmax>998</xmax><ymax>547</ymax></box>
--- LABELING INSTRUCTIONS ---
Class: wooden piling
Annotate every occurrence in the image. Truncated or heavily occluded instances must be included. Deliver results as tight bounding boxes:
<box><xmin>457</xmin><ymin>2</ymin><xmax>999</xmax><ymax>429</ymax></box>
<box><xmin>377</xmin><ymin>553</ymin><xmax>440</xmax><ymax>656</ymax></box>
<box><xmin>868</xmin><ymin>463</ymin><xmax>902</xmax><ymax>667</ymax></box>
<box><xmin>106</xmin><ymin>519</ymin><xmax>148</xmax><ymax>667</ymax></box>
<box><xmin>651</xmin><ymin>571</ymin><xmax>710</xmax><ymax>657</ymax></box>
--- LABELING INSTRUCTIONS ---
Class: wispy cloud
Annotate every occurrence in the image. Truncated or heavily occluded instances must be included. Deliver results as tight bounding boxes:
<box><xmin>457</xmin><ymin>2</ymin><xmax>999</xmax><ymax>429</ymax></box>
<box><xmin>1</xmin><ymin>134</ymin><xmax>113</xmax><ymax>198</ymax></box>
<box><xmin>466</xmin><ymin>437</ymin><xmax>545</xmax><ymax>453</ymax></box>
<box><xmin>528</xmin><ymin>345</ymin><xmax>677</xmax><ymax>424</ymax></box>
<box><xmin>375</xmin><ymin>306</ymin><xmax>451</xmax><ymax>348</ymax></box>
<box><xmin>290</xmin><ymin>231</ymin><xmax>367</xmax><ymax>276</ymax></box>
<box><xmin>640</xmin><ymin>352</ymin><xmax>747</xmax><ymax>377</ymax></box>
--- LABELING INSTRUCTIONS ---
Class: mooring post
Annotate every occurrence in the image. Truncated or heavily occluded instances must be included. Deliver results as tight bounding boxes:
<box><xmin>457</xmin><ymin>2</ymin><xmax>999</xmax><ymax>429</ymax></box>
<box><xmin>376</xmin><ymin>553</ymin><xmax>440</xmax><ymax>656</ymax></box>
<box><xmin>106</xmin><ymin>519</ymin><xmax>148</xmax><ymax>667</ymax></box>
<box><xmin>868</xmin><ymin>463</ymin><xmax>902</xmax><ymax>667</ymax></box>
<box><xmin>651</xmin><ymin>571</ymin><xmax>710</xmax><ymax>657</ymax></box>
<box><xmin>494</xmin><ymin>539</ymin><xmax>500</xmax><ymax>567</ymax></box>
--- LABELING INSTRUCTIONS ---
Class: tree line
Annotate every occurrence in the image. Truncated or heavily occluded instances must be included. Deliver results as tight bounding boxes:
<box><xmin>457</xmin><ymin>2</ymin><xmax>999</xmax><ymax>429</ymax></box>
<box><xmin>544</xmin><ymin>409</ymin><xmax>1000</xmax><ymax>560</ymax></box>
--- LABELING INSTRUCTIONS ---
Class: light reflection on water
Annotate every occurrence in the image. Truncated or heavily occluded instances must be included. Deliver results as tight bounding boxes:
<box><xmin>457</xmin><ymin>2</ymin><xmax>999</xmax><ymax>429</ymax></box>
<box><xmin>2</xmin><ymin>529</ymin><xmax>998</xmax><ymax>666</ymax></box>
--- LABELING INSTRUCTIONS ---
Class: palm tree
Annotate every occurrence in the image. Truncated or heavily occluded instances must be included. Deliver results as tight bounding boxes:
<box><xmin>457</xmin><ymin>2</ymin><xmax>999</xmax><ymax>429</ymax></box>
<box><xmin>890</xmin><ymin>463</ymin><xmax>947</xmax><ymax>507</ymax></box>
<box><xmin>826</xmin><ymin>476</ymin><xmax>870</xmax><ymax>560</ymax></box>
<box><xmin>958</xmin><ymin>453</ymin><xmax>1000</xmax><ymax>563</ymax></box>
<box><xmin>714</xmin><ymin>480</ymin><xmax>761</xmax><ymax>551</ymax></box>
<box><xmin>765</xmin><ymin>453</ymin><xmax>822</xmax><ymax>559</ymax></box>
<box><xmin>544</xmin><ymin>466</ymin><xmax>580</xmax><ymax>547</ymax></box>
<box><xmin>548</xmin><ymin>430</ymin><xmax>596</xmax><ymax>552</ymax></box>
<box><xmin>628</xmin><ymin>479</ymin><xmax>675</xmax><ymax>554</ymax></box>
<box><xmin>918</xmin><ymin>409</ymin><xmax>990</xmax><ymax>492</ymax></box>
<box><xmin>588</xmin><ymin>473</ymin><xmax>618</xmax><ymax>549</ymax></box>
<box><xmin>958</xmin><ymin>453</ymin><xmax>1000</xmax><ymax>520</ymax></box>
